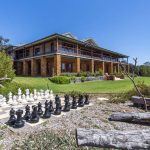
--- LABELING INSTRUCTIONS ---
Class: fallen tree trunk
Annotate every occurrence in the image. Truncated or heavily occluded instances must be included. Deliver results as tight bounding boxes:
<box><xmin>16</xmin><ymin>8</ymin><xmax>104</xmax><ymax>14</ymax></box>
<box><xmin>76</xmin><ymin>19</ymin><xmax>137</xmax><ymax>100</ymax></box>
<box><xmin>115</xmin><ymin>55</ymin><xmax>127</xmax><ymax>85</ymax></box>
<box><xmin>109</xmin><ymin>112</ymin><xmax>150</xmax><ymax>124</ymax></box>
<box><xmin>76</xmin><ymin>128</ymin><xmax>150</xmax><ymax>150</ymax></box>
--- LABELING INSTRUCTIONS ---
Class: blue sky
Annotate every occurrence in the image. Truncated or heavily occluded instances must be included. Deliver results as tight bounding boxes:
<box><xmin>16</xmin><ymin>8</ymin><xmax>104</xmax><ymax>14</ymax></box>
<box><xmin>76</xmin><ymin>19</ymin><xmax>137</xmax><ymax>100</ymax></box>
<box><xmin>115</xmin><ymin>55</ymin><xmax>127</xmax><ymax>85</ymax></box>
<box><xmin>0</xmin><ymin>0</ymin><xmax>150</xmax><ymax>64</ymax></box>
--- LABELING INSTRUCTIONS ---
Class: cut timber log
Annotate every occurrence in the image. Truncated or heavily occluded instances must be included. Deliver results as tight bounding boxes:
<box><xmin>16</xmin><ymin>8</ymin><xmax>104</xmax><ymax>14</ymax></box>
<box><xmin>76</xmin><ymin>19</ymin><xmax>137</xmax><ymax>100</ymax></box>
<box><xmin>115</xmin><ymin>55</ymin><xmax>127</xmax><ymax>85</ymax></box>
<box><xmin>132</xmin><ymin>96</ymin><xmax>150</xmax><ymax>107</ymax></box>
<box><xmin>76</xmin><ymin>128</ymin><xmax>150</xmax><ymax>150</ymax></box>
<box><xmin>109</xmin><ymin>112</ymin><xmax>150</xmax><ymax>124</ymax></box>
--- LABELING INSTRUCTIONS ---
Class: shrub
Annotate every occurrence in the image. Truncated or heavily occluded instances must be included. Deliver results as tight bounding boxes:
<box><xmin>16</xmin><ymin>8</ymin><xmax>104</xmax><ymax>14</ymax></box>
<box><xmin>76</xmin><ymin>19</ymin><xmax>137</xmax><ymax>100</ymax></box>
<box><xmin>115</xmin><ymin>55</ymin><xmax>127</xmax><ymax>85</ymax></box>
<box><xmin>99</xmin><ymin>68</ymin><xmax>103</xmax><ymax>76</ymax></box>
<box><xmin>109</xmin><ymin>81</ymin><xmax>150</xmax><ymax>103</ymax></box>
<box><xmin>81</xmin><ymin>76</ymin><xmax>86</xmax><ymax>82</ymax></box>
<box><xmin>0</xmin><ymin>81</ymin><xmax>33</xmax><ymax>97</ymax></box>
<box><xmin>0</xmin><ymin>51</ymin><xmax>15</xmax><ymax>83</ymax></box>
<box><xmin>49</xmin><ymin>76</ymin><xmax>74</xmax><ymax>84</ymax></box>
<box><xmin>109</xmin><ymin>93</ymin><xmax>129</xmax><ymax>103</ymax></box>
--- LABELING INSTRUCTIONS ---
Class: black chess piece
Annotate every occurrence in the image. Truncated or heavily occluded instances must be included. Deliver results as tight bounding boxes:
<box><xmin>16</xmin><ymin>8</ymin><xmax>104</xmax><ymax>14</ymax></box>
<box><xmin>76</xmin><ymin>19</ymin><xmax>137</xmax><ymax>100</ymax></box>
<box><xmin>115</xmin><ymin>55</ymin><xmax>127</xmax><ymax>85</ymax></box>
<box><xmin>49</xmin><ymin>100</ymin><xmax>54</xmax><ymax>113</ymax></box>
<box><xmin>43</xmin><ymin>100</ymin><xmax>51</xmax><ymax>119</ymax></box>
<box><xmin>84</xmin><ymin>94</ymin><xmax>90</xmax><ymax>105</ymax></box>
<box><xmin>13</xmin><ymin>109</ymin><xmax>24</xmax><ymax>128</ymax></box>
<box><xmin>37</xmin><ymin>102</ymin><xmax>43</xmax><ymax>116</ymax></box>
<box><xmin>63</xmin><ymin>94</ymin><xmax>71</xmax><ymax>112</ymax></box>
<box><xmin>71</xmin><ymin>96</ymin><xmax>77</xmax><ymax>109</ymax></box>
<box><xmin>23</xmin><ymin>105</ymin><xmax>31</xmax><ymax>121</ymax></box>
<box><xmin>7</xmin><ymin>108</ymin><xmax>16</xmax><ymax>126</ymax></box>
<box><xmin>54</xmin><ymin>95</ymin><xmax>61</xmax><ymax>115</ymax></box>
<box><xmin>78</xmin><ymin>95</ymin><xmax>84</xmax><ymax>107</ymax></box>
<box><xmin>30</xmin><ymin>105</ymin><xmax>39</xmax><ymax>123</ymax></box>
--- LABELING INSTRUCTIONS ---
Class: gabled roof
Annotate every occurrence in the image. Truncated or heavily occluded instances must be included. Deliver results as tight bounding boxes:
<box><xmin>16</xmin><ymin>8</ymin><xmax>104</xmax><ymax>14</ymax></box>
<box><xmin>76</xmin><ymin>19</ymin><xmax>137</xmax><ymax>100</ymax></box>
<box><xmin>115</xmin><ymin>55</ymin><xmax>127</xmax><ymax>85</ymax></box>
<box><xmin>62</xmin><ymin>32</ymin><xmax>77</xmax><ymax>39</ymax></box>
<box><xmin>82</xmin><ymin>38</ymin><xmax>99</xmax><ymax>47</ymax></box>
<box><xmin>14</xmin><ymin>33</ymin><xmax>128</xmax><ymax>58</ymax></box>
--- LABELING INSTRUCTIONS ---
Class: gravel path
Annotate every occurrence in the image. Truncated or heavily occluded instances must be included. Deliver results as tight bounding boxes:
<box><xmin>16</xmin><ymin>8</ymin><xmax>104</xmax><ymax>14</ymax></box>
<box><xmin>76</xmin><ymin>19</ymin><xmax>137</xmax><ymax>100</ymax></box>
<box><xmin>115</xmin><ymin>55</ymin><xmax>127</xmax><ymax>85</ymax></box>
<box><xmin>0</xmin><ymin>97</ymin><xmax>149</xmax><ymax>150</ymax></box>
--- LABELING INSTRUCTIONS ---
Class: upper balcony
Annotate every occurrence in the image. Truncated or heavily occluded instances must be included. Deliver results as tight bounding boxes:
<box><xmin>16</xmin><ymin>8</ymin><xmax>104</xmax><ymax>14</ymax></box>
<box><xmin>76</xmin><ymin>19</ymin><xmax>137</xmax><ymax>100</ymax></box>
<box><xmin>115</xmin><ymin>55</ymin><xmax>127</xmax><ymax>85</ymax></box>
<box><xmin>14</xmin><ymin>46</ymin><xmax>128</xmax><ymax>63</ymax></box>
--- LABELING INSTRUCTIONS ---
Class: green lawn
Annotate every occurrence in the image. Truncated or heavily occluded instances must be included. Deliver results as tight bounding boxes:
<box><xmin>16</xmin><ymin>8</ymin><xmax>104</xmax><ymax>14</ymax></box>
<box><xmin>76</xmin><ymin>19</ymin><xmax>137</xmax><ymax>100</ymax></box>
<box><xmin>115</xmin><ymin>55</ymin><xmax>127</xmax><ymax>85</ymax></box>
<box><xmin>13</xmin><ymin>77</ymin><xmax>150</xmax><ymax>94</ymax></box>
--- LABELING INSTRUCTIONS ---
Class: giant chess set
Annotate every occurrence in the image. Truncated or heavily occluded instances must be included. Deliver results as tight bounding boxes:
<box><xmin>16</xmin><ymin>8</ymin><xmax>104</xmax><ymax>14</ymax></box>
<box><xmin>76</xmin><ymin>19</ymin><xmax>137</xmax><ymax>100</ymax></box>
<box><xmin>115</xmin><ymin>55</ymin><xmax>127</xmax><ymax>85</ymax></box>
<box><xmin>0</xmin><ymin>88</ymin><xmax>92</xmax><ymax>128</ymax></box>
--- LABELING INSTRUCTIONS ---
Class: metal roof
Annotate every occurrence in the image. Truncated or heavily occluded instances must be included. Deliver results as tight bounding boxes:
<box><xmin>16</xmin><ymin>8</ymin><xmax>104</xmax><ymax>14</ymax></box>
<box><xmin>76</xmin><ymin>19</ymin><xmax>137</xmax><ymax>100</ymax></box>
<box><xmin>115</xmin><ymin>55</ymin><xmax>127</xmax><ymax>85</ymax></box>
<box><xmin>14</xmin><ymin>33</ymin><xmax>128</xmax><ymax>58</ymax></box>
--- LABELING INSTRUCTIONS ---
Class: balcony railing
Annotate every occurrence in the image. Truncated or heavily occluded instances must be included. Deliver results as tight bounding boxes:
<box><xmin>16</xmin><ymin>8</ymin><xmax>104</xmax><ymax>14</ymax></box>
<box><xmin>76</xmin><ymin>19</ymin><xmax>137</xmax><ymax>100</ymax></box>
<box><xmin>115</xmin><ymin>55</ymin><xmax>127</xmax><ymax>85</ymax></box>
<box><xmin>14</xmin><ymin>47</ymin><xmax>127</xmax><ymax>63</ymax></box>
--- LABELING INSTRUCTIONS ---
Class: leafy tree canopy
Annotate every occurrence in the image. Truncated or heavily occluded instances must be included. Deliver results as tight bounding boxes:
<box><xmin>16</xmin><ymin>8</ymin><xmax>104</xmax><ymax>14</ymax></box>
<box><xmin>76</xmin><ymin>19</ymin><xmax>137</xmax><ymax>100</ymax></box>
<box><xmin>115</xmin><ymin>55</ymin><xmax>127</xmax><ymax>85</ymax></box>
<box><xmin>0</xmin><ymin>36</ymin><xmax>11</xmax><ymax>51</ymax></box>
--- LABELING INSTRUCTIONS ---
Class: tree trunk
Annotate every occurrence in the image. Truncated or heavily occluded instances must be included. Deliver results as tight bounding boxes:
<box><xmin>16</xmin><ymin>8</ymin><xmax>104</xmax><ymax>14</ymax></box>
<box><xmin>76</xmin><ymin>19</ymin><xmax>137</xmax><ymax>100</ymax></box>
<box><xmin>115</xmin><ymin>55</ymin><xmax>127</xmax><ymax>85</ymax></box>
<box><xmin>76</xmin><ymin>128</ymin><xmax>150</xmax><ymax>150</ymax></box>
<box><xmin>109</xmin><ymin>112</ymin><xmax>150</xmax><ymax>124</ymax></box>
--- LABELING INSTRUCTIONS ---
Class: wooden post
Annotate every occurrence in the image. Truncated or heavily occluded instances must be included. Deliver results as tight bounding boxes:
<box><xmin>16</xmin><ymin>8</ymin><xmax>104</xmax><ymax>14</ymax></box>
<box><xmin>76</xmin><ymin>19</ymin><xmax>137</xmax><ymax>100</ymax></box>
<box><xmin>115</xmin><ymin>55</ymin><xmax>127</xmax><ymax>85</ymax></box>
<box><xmin>90</xmin><ymin>59</ymin><xmax>94</xmax><ymax>73</ymax></box>
<box><xmin>41</xmin><ymin>56</ymin><xmax>47</xmax><ymax>77</ymax></box>
<box><xmin>23</xmin><ymin>60</ymin><xmax>28</xmax><ymax>76</ymax></box>
<box><xmin>56</xmin><ymin>38</ymin><xmax>59</xmax><ymax>53</ymax></box>
<box><xmin>102</xmin><ymin>61</ymin><xmax>105</xmax><ymax>75</ymax></box>
<box><xmin>31</xmin><ymin>59</ymin><xmax>36</xmax><ymax>76</ymax></box>
<box><xmin>54</xmin><ymin>54</ymin><xmax>61</xmax><ymax>76</ymax></box>
<box><xmin>75</xmin><ymin>57</ymin><xmax>80</xmax><ymax>73</ymax></box>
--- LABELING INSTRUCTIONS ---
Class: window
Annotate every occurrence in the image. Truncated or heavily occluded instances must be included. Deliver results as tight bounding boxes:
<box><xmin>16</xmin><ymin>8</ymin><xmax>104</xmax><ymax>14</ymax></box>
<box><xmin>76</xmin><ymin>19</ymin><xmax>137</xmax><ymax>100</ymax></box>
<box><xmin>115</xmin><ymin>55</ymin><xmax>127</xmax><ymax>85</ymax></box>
<box><xmin>34</xmin><ymin>47</ymin><xmax>41</xmax><ymax>56</ymax></box>
<box><xmin>61</xmin><ymin>63</ymin><xmax>73</xmax><ymax>72</ymax></box>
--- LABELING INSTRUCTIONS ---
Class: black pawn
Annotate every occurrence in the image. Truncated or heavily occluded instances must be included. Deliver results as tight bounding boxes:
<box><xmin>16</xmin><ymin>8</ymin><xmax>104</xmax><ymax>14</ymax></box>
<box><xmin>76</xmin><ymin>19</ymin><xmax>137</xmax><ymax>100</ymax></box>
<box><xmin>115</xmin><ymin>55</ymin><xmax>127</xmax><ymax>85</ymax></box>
<box><xmin>14</xmin><ymin>109</ymin><xmax>24</xmax><ymax>128</ymax></box>
<box><xmin>78</xmin><ymin>95</ymin><xmax>84</xmax><ymax>107</ymax></box>
<box><xmin>84</xmin><ymin>94</ymin><xmax>90</xmax><ymax>105</ymax></box>
<box><xmin>71</xmin><ymin>96</ymin><xmax>77</xmax><ymax>109</ymax></box>
<box><xmin>49</xmin><ymin>100</ymin><xmax>54</xmax><ymax>113</ymax></box>
<box><xmin>7</xmin><ymin>108</ymin><xmax>16</xmax><ymax>126</ymax></box>
<box><xmin>63</xmin><ymin>94</ymin><xmax>71</xmax><ymax>112</ymax></box>
<box><xmin>38</xmin><ymin>102</ymin><xmax>43</xmax><ymax>116</ymax></box>
<box><xmin>43</xmin><ymin>100</ymin><xmax>51</xmax><ymax>119</ymax></box>
<box><xmin>54</xmin><ymin>95</ymin><xmax>61</xmax><ymax>115</ymax></box>
<box><xmin>23</xmin><ymin>105</ymin><xmax>31</xmax><ymax>121</ymax></box>
<box><xmin>30</xmin><ymin>106</ymin><xmax>39</xmax><ymax>123</ymax></box>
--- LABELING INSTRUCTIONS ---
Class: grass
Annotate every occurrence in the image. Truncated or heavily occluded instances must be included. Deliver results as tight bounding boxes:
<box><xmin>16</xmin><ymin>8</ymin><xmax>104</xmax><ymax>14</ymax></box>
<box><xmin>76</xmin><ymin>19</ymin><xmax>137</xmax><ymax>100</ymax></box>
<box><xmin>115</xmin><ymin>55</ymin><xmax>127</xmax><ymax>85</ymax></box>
<box><xmin>13</xmin><ymin>76</ymin><xmax>150</xmax><ymax>93</ymax></box>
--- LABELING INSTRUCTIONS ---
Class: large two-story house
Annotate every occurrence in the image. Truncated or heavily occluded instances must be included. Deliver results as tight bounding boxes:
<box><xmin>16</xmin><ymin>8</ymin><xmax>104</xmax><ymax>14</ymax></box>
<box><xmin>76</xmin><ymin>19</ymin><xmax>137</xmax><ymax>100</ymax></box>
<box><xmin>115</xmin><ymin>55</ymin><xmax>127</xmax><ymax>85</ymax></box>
<box><xmin>12</xmin><ymin>33</ymin><xmax>129</xmax><ymax>77</ymax></box>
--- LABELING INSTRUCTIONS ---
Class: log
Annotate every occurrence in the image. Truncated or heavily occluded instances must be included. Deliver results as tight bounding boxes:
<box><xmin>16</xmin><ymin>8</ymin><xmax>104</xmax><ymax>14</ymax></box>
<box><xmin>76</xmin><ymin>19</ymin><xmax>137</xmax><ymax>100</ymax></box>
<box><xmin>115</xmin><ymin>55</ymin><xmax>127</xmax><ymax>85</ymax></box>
<box><xmin>109</xmin><ymin>112</ymin><xmax>150</xmax><ymax>124</ymax></box>
<box><xmin>76</xmin><ymin>128</ymin><xmax>150</xmax><ymax>149</ymax></box>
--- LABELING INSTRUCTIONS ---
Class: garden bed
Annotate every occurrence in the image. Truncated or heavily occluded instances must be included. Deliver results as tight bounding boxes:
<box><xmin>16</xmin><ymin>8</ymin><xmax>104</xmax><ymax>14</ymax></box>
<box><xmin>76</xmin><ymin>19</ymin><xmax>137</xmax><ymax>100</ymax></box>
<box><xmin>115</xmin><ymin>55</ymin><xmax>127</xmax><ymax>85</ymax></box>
<box><xmin>0</xmin><ymin>97</ymin><xmax>148</xmax><ymax>150</ymax></box>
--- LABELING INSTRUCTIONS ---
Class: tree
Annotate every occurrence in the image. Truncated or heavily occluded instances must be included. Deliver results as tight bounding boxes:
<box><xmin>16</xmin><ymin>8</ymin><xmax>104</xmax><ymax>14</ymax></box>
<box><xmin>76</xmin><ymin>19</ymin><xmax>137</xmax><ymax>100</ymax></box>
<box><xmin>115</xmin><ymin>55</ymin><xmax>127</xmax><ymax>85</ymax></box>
<box><xmin>120</xmin><ymin>58</ymin><xmax>148</xmax><ymax>111</ymax></box>
<box><xmin>0</xmin><ymin>51</ymin><xmax>15</xmax><ymax>87</ymax></box>
<box><xmin>0</xmin><ymin>36</ymin><xmax>11</xmax><ymax>51</ymax></box>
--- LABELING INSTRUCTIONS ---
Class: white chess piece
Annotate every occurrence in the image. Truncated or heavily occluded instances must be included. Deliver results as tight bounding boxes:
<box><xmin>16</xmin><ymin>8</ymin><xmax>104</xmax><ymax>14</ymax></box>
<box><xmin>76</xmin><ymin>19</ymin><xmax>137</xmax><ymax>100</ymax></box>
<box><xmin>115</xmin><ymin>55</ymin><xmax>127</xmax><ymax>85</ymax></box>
<box><xmin>33</xmin><ymin>89</ymin><xmax>38</xmax><ymax>100</ymax></box>
<box><xmin>2</xmin><ymin>97</ymin><xmax>9</xmax><ymax>107</ymax></box>
<box><xmin>0</xmin><ymin>95</ymin><xmax>5</xmax><ymax>107</ymax></box>
<box><xmin>28</xmin><ymin>93</ymin><xmax>34</xmax><ymax>102</ymax></box>
<box><xmin>17</xmin><ymin>88</ymin><xmax>22</xmax><ymax>103</ymax></box>
<box><xmin>49</xmin><ymin>90</ymin><xmax>54</xmax><ymax>100</ymax></box>
<box><xmin>44</xmin><ymin>90</ymin><xmax>49</xmax><ymax>99</ymax></box>
<box><xmin>37</xmin><ymin>92</ymin><xmax>42</xmax><ymax>100</ymax></box>
<box><xmin>0</xmin><ymin>95</ymin><xmax>9</xmax><ymax>107</ymax></box>
<box><xmin>8</xmin><ymin>92</ymin><xmax>13</xmax><ymax>105</ymax></box>
<box><xmin>26</xmin><ymin>89</ymin><xmax>30</xmax><ymax>101</ymax></box>
<box><xmin>22</xmin><ymin>94</ymin><xmax>27</xmax><ymax>104</ymax></box>
<box><xmin>40</xmin><ymin>89</ymin><xmax>44</xmax><ymax>99</ymax></box>
<box><xmin>12</xmin><ymin>95</ymin><xmax>18</xmax><ymax>106</ymax></box>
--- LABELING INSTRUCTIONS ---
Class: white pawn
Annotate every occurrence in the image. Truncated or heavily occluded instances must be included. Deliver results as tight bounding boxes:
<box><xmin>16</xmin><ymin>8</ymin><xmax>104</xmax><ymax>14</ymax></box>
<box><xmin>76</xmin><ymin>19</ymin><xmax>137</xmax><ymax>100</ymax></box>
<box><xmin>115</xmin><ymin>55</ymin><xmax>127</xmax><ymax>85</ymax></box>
<box><xmin>12</xmin><ymin>95</ymin><xmax>18</xmax><ymax>106</ymax></box>
<box><xmin>49</xmin><ymin>90</ymin><xmax>54</xmax><ymax>100</ymax></box>
<box><xmin>0</xmin><ymin>95</ymin><xmax>3</xmax><ymax>107</ymax></box>
<box><xmin>26</xmin><ymin>89</ymin><xmax>30</xmax><ymax>101</ymax></box>
<box><xmin>33</xmin><ymin>89</ymin><xmax>38</xmax><ymax>100</ymax></box>
<box><xmin>37</xmin><ymin>92</ymin><xmax>42</xmax><ymax>100</ymax></box>
<box><xmin>2</xmin><ymin>97</ymin><xmax>9</xmax><ymax>107</ymax></box>
<box><xmin>22</xmin><ymin>94</ymin><xmax>27</xmax><ymax>104</ymax></box>
<box><xmin>40</xmin><ymin>89</ymin><xmax>44</xmax><ymax>99</ymax></box>
<box><xmin>8</xmin><ymin>92</ymin><xmax>13</xmax><ymax>105</ymax></box>
<box><xmin>44</xmin><ymin>90</ymin><xmax>49</xmax><ymax>99</ymax></box>
<box><xmin>29</xmin><ymin>93</ymin><xmax>34</xmax><ymax>102</ymax></box>
<box><xmin>17</xmin><ymin>88</ymin><xmax>22</xmax><ymax>103</ymax></box>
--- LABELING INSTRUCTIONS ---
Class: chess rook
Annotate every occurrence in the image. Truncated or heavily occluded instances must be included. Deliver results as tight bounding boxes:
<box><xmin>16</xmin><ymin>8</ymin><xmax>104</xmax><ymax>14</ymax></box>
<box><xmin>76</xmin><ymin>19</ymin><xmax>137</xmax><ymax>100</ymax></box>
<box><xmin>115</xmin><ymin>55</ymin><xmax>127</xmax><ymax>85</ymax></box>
<box><xmin>14</xmin><ymin>109</ymin><xmax>24</xmax><ymax>128</ymax></box>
